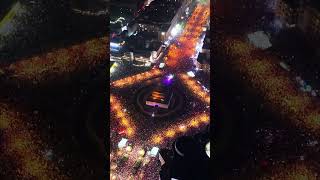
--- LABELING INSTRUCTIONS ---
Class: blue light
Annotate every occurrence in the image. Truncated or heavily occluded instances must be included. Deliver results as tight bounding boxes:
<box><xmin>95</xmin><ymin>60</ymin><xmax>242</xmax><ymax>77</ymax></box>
<box><xmin>110</xmin><ymin>42</ymin><xmax>120</xmax><ymax>48</ymax></box>
<box><xmin>110</xmin><ymin>42</ymin><xmax>122</xmax><ymax>52</ymax></box>
<box><xmin>110</xmin><ymin>47</ymin><xmax>120</xmax><ymax>52</ymax></box>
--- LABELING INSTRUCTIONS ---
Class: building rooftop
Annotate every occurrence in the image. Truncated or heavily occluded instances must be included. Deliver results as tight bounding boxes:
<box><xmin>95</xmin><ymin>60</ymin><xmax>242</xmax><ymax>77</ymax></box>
<box><xmin>124</xmin><ymin>31</ymin><xmax>161</xmax><ymax>52</ymax></box>
<box><xmin>134</xmin><ymin>0</ymin><xmax>181</xmax><ymax>24</ymax></box>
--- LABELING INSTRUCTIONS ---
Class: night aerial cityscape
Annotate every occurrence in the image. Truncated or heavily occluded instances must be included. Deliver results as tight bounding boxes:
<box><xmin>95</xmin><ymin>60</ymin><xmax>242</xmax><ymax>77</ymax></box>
<box><xmin>110</xmin><ymin>0</ymin><xmax>210</xmax><ymax>179</ymax></box>
<box><xmin>0</xmin><ymin>0</ymin><xmax>320</xmax><ymax>179</ymax></box>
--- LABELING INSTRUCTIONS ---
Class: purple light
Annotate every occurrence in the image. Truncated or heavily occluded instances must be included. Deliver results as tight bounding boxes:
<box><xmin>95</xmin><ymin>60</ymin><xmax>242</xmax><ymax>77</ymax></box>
<box><xmin>167</xmin><ymin>74</ymin><xmax>174</xmax><ymax>80</ymax></box>
<box><xmin>163</xmin><ymin>74</ymin><xmax>174</xmax><ymax>85</ymax></box>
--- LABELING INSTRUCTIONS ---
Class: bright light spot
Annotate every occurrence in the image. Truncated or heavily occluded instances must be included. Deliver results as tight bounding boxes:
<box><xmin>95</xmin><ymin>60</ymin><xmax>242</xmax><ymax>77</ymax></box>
<box><xmin>159</xmin><ymin>63</ymin><xmax>165</xmax><ymax>68</ymax></box>
<box><xmin>118</xmin><ymin>129</ymin><xmax>126</xmax><ymax>135</ymax></box>
<box><xmin>165</xmin><ymin>129</ymin><xmax>175</xmax><ymax>137</ymax></box>
<box><xmin>116</xmin><ymin>111</ymin><xmax>125</xmax><ymax>118</ymax></box>
<box><xmin>205</xmin><ymin>142</ymin><xmax>210</xmax><ymax>158</ymax></box>
<box><xmin>171</xmin><ymin>24</ymin><xmax>182</xmax><ymax>37</ymax></box>
<box><xmin>120</xmin><ymin>118</ymin><xmax>129</xmax><ymax>126</ymax></box>
<box><xmin>110</xmin><ymin>163</ymin><xmax>117</xmax><ymax>170</ymax></box>
<box><xmin>144</xmin><ymin>157</ymin><xmax>150</xmax><ymax>164</ymax></box>
<box><xmin>150</xmin><ymin>147</ymin><xmax>159</xmax><ymax>157</ymax></box>
<box><xmin>110</xmin><ymin>17</ymin><xmax>125</xmax><ymax>24</ymax></box>
<box><xmin>126</xmin><ymin>145</ymin><xmax>132</xmax><ymax>152</ymax></box>
<box><xmin>118</xmin><ymin>138</ymin><xmax>128</xmax><ymax>149</ymax></box>
<box><xmin>179</xmin><ymin>125</ymin><xmax>187</xmax><ymax>132</ymax></box>
<box><xmin>138</xmin><ymin>149</ymin><xmax>145</xmax><ymax>156</ymax></box>
<box><xmin>196</xmin><ymin>42</ymin><xmax>203</xmax><ymax>53</ymax></box>
<box><xmin>200</xmin><ymin>115</ymin><xmax>209</xmax><ymax>122</ymax></box>
<box><xmin>202</xmin><ymin>27</ymin><xmax>207</xmax><ymax>31</ymax></box>
<box><xmin>146</xmin><ymin>0</ymin><xmax>153</xmax><ymax>6</ymax></box>
<box><xmin>190</xmin><ymin>120</ymin><xmax>199</xmax><ymax>127</ymax></box>
<box><xmin>110</xmin><ymin>42</ymin><xmax>120</xmax><ymax>48</ymax></box>
<box><xmin>110</xmin><ymin>62</ymin><xmax>118</xmax><ymax>74</ymax></box>
<box><xmin>126</xmin><ymin>127</ymin><xmax>134</xmax><ymax>136</ymax></box>
<box><xmin>152</xmin><ymin>136</ymin><xmax>163</xmax><ymax>144</ymax></box>
<box><xmin>116</xmin><ymin>150</ymin><xmax>123</xmax><ymax>156</ymax></box>
<box><xmin>161</xmin><ymin>32</ymin><xmax>165</xmax><ymax>36</ymax></box>
<box><xmin>167</xmin><ymin>74</ymin><xmax>174</xmax><ymax>80</ymax></box>
<box><xmin>110</xmin><ymin>48</ymin><xmax>119</xmax><ymax>52</ymax></box>
<box><xmin>187</xmin><ymin>71</ymin><xmax>195</xmax><ymax>77</ymax></box>
<box><xmin>121</xmin><ymin>26</ymin><xmax>127</xmax><ymax>31</ymax></box>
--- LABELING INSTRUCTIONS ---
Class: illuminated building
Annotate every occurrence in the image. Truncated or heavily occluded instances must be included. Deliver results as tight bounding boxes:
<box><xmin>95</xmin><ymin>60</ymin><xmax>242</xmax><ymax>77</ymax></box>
<box><xmin>146</xmin><ymin>86</ymin><xmax>173</xmax><ymax>109</ymax></box>
<box><xmin>127</xmin><ymin>0</ymin><xmax>181</xmax><ymax>40</ymax></box>
<box><xmin>132</xmin><ymin>53</ymin><xmax>151</xmax><ymax>66</ymax></box>
<box><xmin>110</xmin><ymin>35</ymin><xmax>126</xmax><ymax>52</ymax></box>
